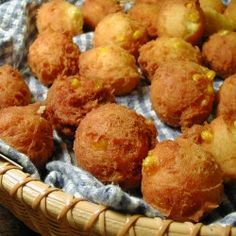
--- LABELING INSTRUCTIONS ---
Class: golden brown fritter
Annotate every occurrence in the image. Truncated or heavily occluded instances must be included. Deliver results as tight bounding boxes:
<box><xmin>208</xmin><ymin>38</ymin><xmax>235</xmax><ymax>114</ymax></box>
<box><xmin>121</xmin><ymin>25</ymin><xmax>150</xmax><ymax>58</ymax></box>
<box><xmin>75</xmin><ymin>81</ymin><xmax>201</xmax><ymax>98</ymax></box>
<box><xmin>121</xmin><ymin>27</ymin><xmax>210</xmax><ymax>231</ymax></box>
<box><xmin>128</xmin><ymin>3</ymin><xmax>161</xmax><ymax>38</ymax></box>
<box><xmin>202</xmin><ymin>31</ymin><xmax>236</xmax><ymax>78</ymax></box>
<box><xmin>150</xmin><ymin>61</ymin><xmax>215</xmax><ymax>128</ymax></box>
<box><xmin>0</xmin><ymin>103</ymin><xmax>54</xmax><ymax>169</ymax></box>
<box><xmin>181</xmin><ymin>116</ymin><xmax>236</xmax><ymax>180</ymax></box>
<box><xmin>138</xmin><ymin>37</ymin><xmax>202</xmax><ymax>81</ymax></box>
<box><xmin>82</xmin><ymin>0</ymin><xmax>122</xmax><ymax>30</ymax></box>
<box><xmin>142</xmin><ymin>138</ymin><xmax>223</xmax><ymax>222</ymax></box>
<box><xmin>136</xmin><ymin>0</ymin><xmax>160</xmax><ymax>3</ymax></box>
<box><xmin>217</xmin><ymin>74</ymin><xmax>236</xmax><ymax>119</ymax></box>
<box><xmin>93</xmin><ymin>12</ymin><xmax>148</xmax><ymax>57</ymax></box>
<box><xmin>79</xmin><ymin>45</ymin><xmax>141</xmax><ymax>96</ymax></box>
<box><xmin>156</xmin><ymin>0</ymin><xmax>205</xmax><ymax>45</ymax></box>
<box><xmin>28</xmin><ymin>31</ymin><xmax>80</xmax><ymax>86</ymax></box>
<box><xmin>199</xmin><ymin>0</ymin><xmax>225</xmax><ymax>13</ymax></box>
<box><xmin>0</xmin><ymin>65</ymin><xmax>31</xmax><ymax>109</ymax></box>
<box><xmin>44</xmin><ymin>75</ymin><xmax>115</xmax><ymax>137</ymax></box>
<box><xmin>36</xmin><ymin>0</ymin><xmax>83</xmax><ymax>36</ymax></box>
<box><xmin>74</xmin><ymin>103</ymin><xmax>157</xmax><ymax>190</ymax></box>
<box><xmin>224</xmin><ymin>0</ymin><xmax>236</xmax><ymax>30</ymax></box>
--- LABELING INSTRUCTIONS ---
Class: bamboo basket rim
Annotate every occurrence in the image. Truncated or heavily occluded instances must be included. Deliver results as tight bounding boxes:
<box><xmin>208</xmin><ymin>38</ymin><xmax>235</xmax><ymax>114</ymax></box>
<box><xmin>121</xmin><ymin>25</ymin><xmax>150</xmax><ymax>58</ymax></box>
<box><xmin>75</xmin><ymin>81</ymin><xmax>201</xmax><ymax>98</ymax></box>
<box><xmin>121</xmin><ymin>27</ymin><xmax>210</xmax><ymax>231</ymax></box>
<box><xmin>0</xmin><ymin>158</ymin><xmax>235</xmax><ymax>236</ymax></box>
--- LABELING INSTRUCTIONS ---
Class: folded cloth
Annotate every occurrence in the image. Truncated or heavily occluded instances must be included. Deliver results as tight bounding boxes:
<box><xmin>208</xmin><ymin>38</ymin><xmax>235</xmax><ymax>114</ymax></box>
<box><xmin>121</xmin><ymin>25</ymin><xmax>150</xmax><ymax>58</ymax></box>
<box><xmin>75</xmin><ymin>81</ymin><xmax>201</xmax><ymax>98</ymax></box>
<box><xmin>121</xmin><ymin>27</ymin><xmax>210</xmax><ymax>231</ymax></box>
<box><xmin>0</xmin><ymin>0</ymin><xmax>235</xmax><ymax>225</ymax></box>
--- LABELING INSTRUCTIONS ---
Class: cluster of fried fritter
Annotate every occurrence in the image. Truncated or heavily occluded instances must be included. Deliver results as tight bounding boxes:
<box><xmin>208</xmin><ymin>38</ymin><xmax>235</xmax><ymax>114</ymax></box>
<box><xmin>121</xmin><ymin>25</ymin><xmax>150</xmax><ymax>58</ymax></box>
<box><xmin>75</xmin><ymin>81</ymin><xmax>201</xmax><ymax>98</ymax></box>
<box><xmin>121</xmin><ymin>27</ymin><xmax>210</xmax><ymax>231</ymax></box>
<box><xmin>2</xmin><ymin>0</ymin><xmax>236</xmax><ymax>224</ymax></box>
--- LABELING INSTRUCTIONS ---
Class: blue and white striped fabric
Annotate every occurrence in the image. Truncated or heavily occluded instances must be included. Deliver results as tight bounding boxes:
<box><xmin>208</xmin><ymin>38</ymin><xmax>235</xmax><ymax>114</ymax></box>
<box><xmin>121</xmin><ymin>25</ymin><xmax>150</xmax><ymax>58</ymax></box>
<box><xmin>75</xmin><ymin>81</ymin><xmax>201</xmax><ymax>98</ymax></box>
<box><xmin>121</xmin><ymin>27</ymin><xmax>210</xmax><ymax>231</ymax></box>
<box><xmin>0</xmin><ymin>0</ymin><xmax>236</xmax><ymax>225</ymax></box>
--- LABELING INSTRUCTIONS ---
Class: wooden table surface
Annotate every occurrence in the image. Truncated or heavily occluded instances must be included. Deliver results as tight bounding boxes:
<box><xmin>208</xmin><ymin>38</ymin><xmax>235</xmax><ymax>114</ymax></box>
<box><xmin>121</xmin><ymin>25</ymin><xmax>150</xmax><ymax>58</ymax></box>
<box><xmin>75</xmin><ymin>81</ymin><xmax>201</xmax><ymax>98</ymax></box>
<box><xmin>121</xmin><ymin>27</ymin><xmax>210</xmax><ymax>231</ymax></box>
<box><xmin>0</xmin><ymin>205</ymin><xmax>40</xmax><ymax>236</ymax></box>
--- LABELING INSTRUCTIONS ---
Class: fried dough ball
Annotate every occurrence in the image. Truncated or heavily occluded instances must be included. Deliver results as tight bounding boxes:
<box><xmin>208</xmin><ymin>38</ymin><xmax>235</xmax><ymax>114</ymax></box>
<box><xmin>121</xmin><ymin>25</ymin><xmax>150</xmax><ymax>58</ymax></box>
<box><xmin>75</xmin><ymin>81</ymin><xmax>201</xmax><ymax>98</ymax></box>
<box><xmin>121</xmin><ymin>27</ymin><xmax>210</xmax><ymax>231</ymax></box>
<box><xmin>156</xmin><ymin>0</ymin><xmax>205</xmax><ymax>45</ymax></box>
<box><xmin>142</xmin><ymin>138</ymin><xmax>223</xmax><ymax>222</ymax></box>
<box><xmin>74</xmin><ymin>103</ymin><xmax>157</xmax><ymax>189</ymax></box>
<box><xmin>181</xmin><ymin>117</ymin><xmax>236</xmax><ymax>180</ymax></box>
<box><xmin>36</xmin><ymin>0</ymin><xmax>83</xmax><ymax>36</ymax></box>
<box><xmin>0</xmin><ymin>65</ymin><xmax>31</xmax><ymax>109</ymax></box>
<box><xmin>202</xmin><ymin>31</ymin><xmax>236</xmax><ymax>78</ymax></box>
<box><xmin>150</xmin><ymin>61</ymin><xmax>215</xmax><ymax>128</ymax></box>
<box><xmin>138</xmin><ymin>37</ymin><xmax>202</xmax><ymax>81</ymax></box>
<box><xmin>217</xmin><ymin>74</ymin><xmax>236</xmax><ymax>119</ymax></box>
<box><xmin>28</xmin><ymin>31</ymin><xmax>80</xmax><ymax>86</ymax></box>
<box><xmin>0</xmin><ymin>103</ymin><xmax>54</xmax><ymax>169</ymax></box>
<box><xmin>93</xmin><ymin>12</ymin><xmax>148</xmax><ymax>57</ymax></box>
<box><xmin>44</xmin><ymin>75</ymin><xmax>115</xmax><ymax>137</ymax></box>
<box><xmin>224</xmin><ymin>0</ymin><xmax>236</xmax><ymax>30</ymax></box>
<box><xmin>128</xmin><ymin>3</ymin><xmax>161</xmax><ymax>38</ymax></box>
<box><xmin>79</xmin><ymin>45</ymin><xmax>140</xmax><ymax>96</ymax></box>
<box><xmin>82</xmin><ymin>0</ymin><xmax>122</xmax><ymax>30</ymax></box>
<box><xmin>136</xmin><ymin>0</ymin><xmax>160</xmax><ymax>3</ymax></box>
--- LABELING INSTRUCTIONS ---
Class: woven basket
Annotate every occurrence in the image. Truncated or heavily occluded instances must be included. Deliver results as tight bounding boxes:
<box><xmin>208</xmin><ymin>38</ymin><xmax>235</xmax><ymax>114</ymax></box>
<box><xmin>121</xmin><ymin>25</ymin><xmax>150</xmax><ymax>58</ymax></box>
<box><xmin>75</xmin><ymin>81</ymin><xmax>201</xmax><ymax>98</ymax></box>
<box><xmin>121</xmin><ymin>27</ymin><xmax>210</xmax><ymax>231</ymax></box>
<box><xmin>0</xmin><ymin>0</ymin><xmax>235</xmax><ymax>236</ymax></box>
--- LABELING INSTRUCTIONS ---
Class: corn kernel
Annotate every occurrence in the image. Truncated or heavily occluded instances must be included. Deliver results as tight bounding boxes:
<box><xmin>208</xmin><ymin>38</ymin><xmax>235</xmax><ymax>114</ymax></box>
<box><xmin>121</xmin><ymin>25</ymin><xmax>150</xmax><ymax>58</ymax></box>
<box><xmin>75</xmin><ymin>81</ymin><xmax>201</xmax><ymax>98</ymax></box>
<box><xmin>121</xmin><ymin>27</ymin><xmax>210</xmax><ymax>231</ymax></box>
<box><xmin>143</xmin><ymin>154</ymin><xmax>155</xmax><ymax>168</ymax></box>
<box><xmin>116</xmin><ymin>35</ymin><xmax>125</xmax><ymax>42</ymax></box>
<box><xmin>92</xmin><ymin>139</ymin><xmax>108</xmax><ymax>151</ymax></box>
<box><xmin>206</xmin><ymin>70</ymin><xmax>216</xmax><ymax>80</ymax></box>
<box><xmin>187</xmin><ymin>11</ymin><xmax>200</xmax><ymax>23</ymax></box>
<box><xmin>71</xmin><ymin>78</ymin><xmax>80</xmax><ymax>89</ymax></box>
<box><xmin>98</xmin><ymin>47</ymin><xmax>109</xmax><ymax>55</ymax></box>
<box><xmin>207</xmin><ymin>85</ymin><xmax>214</xmax><ymax>94</ymax></box>
<box><xmin>174</xmin><ymin>41</ymin><xmax>185</xmax><ymax>49</ymax></box>
<box><xmin>201</xmin><ymin>130</ymin><xmax>213</xmax><ymax>142</ymax></box>
<box><xmin>192</xmin><ymin>73</ymin><xmax>203</xmax><ymax>81</ymax></box>
<box><xmin>218</xmin><ymin>30</ymin><xmax>230</xmax><ymax>36</ymax></box>
<box><xmin>185</xmin><ymin>2</ymin><xmax>193</xmax><ymax>9</ymax></box>
<box><xmin>133</xmin><ymin>30</ymin><xmax>142</xmax><ymax>40</ymax></box>
<box><xmin>95</xmin><ymin>80</ymin><xmax>103</xmax><ymax>89</ymax></box>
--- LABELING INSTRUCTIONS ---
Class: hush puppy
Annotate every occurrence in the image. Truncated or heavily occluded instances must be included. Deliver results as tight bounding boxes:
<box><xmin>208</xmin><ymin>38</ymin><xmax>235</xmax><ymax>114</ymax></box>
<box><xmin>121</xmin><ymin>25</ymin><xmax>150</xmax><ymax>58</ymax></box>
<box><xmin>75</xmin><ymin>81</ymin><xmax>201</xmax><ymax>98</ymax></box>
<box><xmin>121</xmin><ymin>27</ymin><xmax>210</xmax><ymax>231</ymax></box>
<box><xmin>217</xmin><ymin>74</ymin><xmax>236</xmax><ymax>119</ymax></box>
<box><xmin>79</xmin><ymin>45</ymin><xmax>141</xmax><ymax>96</ymax></box>
<box><xmin>93</xmin><ymin>12</ymin><xmax>148</xmax><ymax>57</ymax></box>
<box><xmin>44</xmin><ymin>75</ymin><xmax>115</xmax><ymax>137</ymax></box>
<box><xmin>138</xmin><ymin>37</ymin><xmax>202</xmax><ymax>81</ymax></box>
<box><xmin>28</xmin><ymin>31</ymin><xmax>80</xmax><ymax>86</ymax></box>
<box><xmin>181</xmin><ymin>117</ymin><xmax>236</xmax><ymax>180</ymax></box>
<box><xmin>150</xmin><ymin>61</ymin><xmax>215</xmax><ymax>128</ymax></box>
<box><xmin>142</xmin><ymin>138</ymin><xmax>223</xmax><ymax>222</ymax></box>
<box><xmin>0</xmin><ymin>103</ymin><xmax>54</xmax><ymax>169</ymax></box>
<box><xmin>199</xmin><ymin>0</ymin><xmax>225</xmax><ymax>13</ymax></box>
<box><xmin>202</xmin><ymin>31</ymin><xmax>236</xmax><ymax>78</ymax></box>
<box><xmin>128</xmin><ymin>3</ymin><xmax>161</xmax><ymax>38</ymax></box>
<box><xmin>0</xmin><ymin>65</ymin><xmax>31</xmax><ymax>109</ymax></box>
<box><xmin>74</xmin><ymin>103</ymin><xmax>157</xmax><ymax>189</ymax></box>
<box><xmin>82</xmin><ymin>0</ymin><xmax>122</xmax><ymax>30</ymax></box>
<box><xmin>36</xmin><ymin>0</ymin><xmax>83</xmax><ymax>36</ymax></box>
<box><xmin>224</xmin><ymin>0</ymin><xmax>236</xmax><ymax>30</ymax></box>
<box><xmin>156</xmin><ymin>0</ymin><xmax>205</xmax><ymax>45</ymax></box>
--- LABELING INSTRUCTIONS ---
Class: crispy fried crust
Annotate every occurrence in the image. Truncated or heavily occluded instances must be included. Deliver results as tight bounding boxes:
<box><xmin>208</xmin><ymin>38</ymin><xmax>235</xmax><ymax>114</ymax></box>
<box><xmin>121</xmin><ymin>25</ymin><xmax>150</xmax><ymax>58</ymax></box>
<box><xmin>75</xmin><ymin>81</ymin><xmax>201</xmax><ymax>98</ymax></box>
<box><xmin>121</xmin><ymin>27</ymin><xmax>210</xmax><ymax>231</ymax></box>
<box><xmin>28</xmin><ymin>31</ymin><xmax>80</xmax><ymax>86</ymax></box>
<box><xmin>74</xmin><ymin>103</ymin><xmax>157</xmax><ymax>189</ymax></box>
<box><xmin>79</xmin><ymin>44</ymin><xmax>140</xmax><ymax>95</ymax></box>
<box><xmin>44</xmin><ymin>75</ymin><xmax>115</xmax><ymax>137</ymax></box>
<box><xmin>0</xmin><ymin>65</ymin><xmax>31</xmax><ymax>109</ymax></box>
<box><xmin>150</xmin><ymin>61</ymin><xmax>215</xmax><ymax>128</ymax></box>
<box><xmin>93</xmin><ymin>12</ymin><xmax>148</xmax><ymax>57</ymax></box>
<box><xmin>202</xmin><ymin>31</ymin><xmax>236</xmax><ymax>78</ymax></box>
<box><xmin>138</xmin><ymin>37</ymin><xmax>202</xmax><ymax>81</ymax></box>
<box><xmin>0</xmin><ymin>103</ymin><xmax>54</xmax><ymax>169</ymax></box>
<box><xmin>142</xmin><ymin>138</ymin><xmax>223</xmax><ymax>222</ymax></box>
<box><xmin>82</xmin><ymin>0</ymin><xmax>122</xmax><ymax>30</ymax></box>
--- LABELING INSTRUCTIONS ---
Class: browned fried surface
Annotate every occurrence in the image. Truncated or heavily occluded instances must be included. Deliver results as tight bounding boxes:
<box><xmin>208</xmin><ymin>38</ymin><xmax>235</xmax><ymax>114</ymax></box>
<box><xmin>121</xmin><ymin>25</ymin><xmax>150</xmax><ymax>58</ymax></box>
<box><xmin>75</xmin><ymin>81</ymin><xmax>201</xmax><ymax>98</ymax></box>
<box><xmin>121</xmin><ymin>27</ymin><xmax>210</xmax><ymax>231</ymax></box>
<box><xmin>128</xmin><ymin>3</ymin><xmax>161</xmax><ymax>38</ymax></box>
<box><xmin>0</xmin><ymin>103</ymin><xmax>54</xmax><ymax>169</ymax></box>
<box><xmin>202</xmin><ymin>31</ymin><xmax>236</xmax><ymax>78</ymax></box>
<box><xmin>74</xmin><ymin>103</ymin><xmax>157</xmax><ymax>189</ymax></box>
<box><xmin>36</xmin><ymin>0</ymin><xmax>83</xmax><ymax>36</ymax></box>
<box><xmin>82</xmin><ymin>0</ymin><xmax>122</xmax><ymax>30</ymax></box>
<box><xmin>150</xmin><ymin>61</ymin><xmax>215</xmax><ymax>128</ymax></box>
<box><xmin>138</xmin><ymin>37</ymin><xmax>202</xmax><ymax>81</ymax></box>
<box><xmin>93</xmin><ymin>12</ymin><xmax>148</xmax><ymax>57</ymax></box>
<box><xmin>199</xmin><ymin>0</ymin><xmax>225</xmax><ymax>13</ymax></box>
<box><xmin>0</xmin><ymin>65</ymin><xmax>31</xmax><ymax>109</ymax></box>
<box><xmin>44</xmin><ymin>75</ymin><xmax>115</xmax><ymax>137</ymax></box>
<box><xmin>181</xmin><ymin>116</ymin><xmax>236</xmax><ymax>180</ymax></box>
<box><xmin>217</xmin><ymin>74</ymin><xmax>236</xmax><ymax>119</ymax></box>
<box><xmin>156</xmin><ymin>0</ymin><xmax>205</xmax><ymax>45</ymax></box>
<box><xmin>28</xmin><ymin>31</ymin><xmax>80</xmax><ymax>86</ymax></box>
<box><xmin>79</xmin><ymin>44</ymin><xmax>140</xmax><ymax>95</ymax></box>
<box><xmin>224</xmin><ymin>0</ymin><xmax>236</xmax><ymax>29</ymax></box>
<box><xmin>142</xmin><ymin>138</ymin><xmax>223</xmax><ymax>222</ymax></box>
